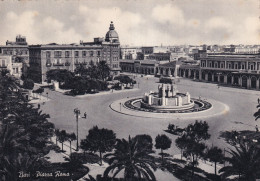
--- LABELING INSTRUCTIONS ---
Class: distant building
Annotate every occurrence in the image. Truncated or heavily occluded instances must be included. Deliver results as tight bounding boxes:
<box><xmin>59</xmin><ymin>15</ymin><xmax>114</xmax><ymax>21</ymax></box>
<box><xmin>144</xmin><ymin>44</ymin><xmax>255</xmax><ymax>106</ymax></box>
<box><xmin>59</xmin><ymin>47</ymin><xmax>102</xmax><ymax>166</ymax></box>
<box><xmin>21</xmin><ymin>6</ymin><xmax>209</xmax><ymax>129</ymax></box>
<box><xmin>0</xmin><ymin>54</ymin><xmax>23</xmax><ymax>78</ymax></box>
<box><xmin>120</xmin><ymin>46</ymin><xmax>141</xmax><ymax>60</ymax></box>
<box><xmin>120</xmin><ymin>59</ymin><xmax>177</xmax><ymax>76</ymax></box>
<box><xmin>0</xmin><ymin>35</ymin><xmax>29</xmax><ymax>77</ymax></box>
<box><xmin>141</xmin><ymin>47</ymin><xmax>154</xmax><ymax>55</ymax></box>
<box><xmin>146</xmin><ymin>52</ymin><xmax>172</xmax><ymax>61</ymax></box>
<box><xmin>6</xmin><ymin>35</ymin><xmax>28</xmax><ymax>45</ymax></box>
<box><xmin>178</xmin><ymin>53</ymin><xmax>260</xmax><ymax>90</ymax></box>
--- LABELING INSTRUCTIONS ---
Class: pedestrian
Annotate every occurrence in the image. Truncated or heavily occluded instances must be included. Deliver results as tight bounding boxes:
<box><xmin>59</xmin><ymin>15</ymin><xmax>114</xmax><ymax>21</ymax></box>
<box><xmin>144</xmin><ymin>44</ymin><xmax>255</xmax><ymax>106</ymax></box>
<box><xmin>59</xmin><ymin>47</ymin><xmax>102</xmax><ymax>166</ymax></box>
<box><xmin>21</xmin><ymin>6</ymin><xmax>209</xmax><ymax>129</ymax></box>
<box><xmin>38</xmin><ymin>103</ymin><xmax>40</xmax><ymax>109</ymax></box>
<box><xmin>84</xmin><ymin>112</ymin><xmax>87</xmax><ymax>119</ymax></box>
<box><xmin>258</xmin><ymin>98</ymin><xmax>260</xmax><ymax>104</ymax></box>
<box><xmin>256</xmin><ymin>125</ymin><xmax>259</xmax><ymax>132</ymax></box>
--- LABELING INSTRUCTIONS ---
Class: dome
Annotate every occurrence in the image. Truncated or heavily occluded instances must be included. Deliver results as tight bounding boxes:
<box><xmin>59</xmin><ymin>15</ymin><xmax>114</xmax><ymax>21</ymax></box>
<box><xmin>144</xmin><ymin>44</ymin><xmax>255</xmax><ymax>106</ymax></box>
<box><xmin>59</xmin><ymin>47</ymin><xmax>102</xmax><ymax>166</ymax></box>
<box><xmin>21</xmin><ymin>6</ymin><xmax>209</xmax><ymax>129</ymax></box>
<box><xmin>105</xmin><ymin>21</ymin><xmax>119</xmax><ymax>42</ymax></box>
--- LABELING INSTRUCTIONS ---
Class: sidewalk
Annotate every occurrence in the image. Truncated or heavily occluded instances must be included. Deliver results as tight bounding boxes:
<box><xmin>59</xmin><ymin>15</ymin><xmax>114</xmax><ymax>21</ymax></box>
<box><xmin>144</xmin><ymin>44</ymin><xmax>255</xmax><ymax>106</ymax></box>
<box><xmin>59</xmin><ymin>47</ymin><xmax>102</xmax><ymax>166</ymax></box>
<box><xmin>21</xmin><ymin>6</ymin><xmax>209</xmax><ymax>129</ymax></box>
<box><xmin>174</xmin><ymin>154</ymin><xmax>222</xmax><ymax>175</ymax></box>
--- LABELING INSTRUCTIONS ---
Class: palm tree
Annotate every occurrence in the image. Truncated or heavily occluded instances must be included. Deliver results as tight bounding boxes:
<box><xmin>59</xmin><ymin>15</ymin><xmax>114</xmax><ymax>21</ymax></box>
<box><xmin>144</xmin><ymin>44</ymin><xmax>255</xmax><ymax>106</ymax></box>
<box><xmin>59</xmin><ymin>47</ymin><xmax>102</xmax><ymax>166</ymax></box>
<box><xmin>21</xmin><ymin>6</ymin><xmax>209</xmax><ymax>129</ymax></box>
<box><xmin>219</xmin><ymin>142</ymin><xmax>260</xmax><ymax>180</ymax></box>
<box><xmin>0</xmin><ymin>124</ymin><xmax>29</xmax><ymax>181</ymax></box>
<box><xmin>55</xmin><ymin>129</ymin><xmax>60</xmax><ymax>145</ymax></box>
<box><xmin>67</xmin><ymin>133</ymin><xmax>76</xmax><ymax>154</ymax></box>
<box><xmin>104</xmin><ymin>136</ymin><xmax>157</xmax><ymax>181</ymax></box>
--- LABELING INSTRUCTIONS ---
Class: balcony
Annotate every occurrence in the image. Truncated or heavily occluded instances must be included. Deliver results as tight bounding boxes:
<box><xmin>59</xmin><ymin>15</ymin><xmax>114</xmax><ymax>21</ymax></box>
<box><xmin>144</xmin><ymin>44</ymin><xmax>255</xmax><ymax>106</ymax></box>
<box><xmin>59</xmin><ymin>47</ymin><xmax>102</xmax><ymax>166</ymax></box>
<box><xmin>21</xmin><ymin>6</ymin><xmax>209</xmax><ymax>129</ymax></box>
<box><xmin>53</xmin><ymin>63</ymin><xmax>64</xmax><ymax>66</ymax></box>
<box><xmin>65</xmin><ymin>62</ymin><xmax>71</xmax><ymax>66</ymax></box>
<box><xmin>0</xmin><ymin>65</ymin><xmax>7</xmax><ymax>68</ymax></box>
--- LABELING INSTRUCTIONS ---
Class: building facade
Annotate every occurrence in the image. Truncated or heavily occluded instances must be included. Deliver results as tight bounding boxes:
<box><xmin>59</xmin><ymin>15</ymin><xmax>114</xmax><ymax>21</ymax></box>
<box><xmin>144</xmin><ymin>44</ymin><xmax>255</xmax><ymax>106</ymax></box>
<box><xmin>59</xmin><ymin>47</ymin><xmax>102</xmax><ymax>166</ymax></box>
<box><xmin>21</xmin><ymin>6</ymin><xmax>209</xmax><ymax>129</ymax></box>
<box><xmin>29</xmin><ymin>22</ymin><xmax>121</xmax><ymax>83</ymax></box>
<box><xmin>120</xmin><ymin>59</ymin><xmax>177</xmax><ymax>76</ymax></box>
<box><xmin>29</xmin><ymin>44</ymin><xmax>103</xmax><ymax>82</ymax></box>
<box><xmin>0</xmin><ymin>35</ymin><xmax>29</xmax><ymax>77</ymax></box>
<box><xmin>0</xmin><ymin>54</ymin><xmax>23</xmax><ymax>78</ymax></box>
<box><xmin>120</xmin><ymin>46</ymin><xmax>141</xmax><ymax>60</ymax></box>
<box><xmin>178</xmin><ymin>54</ymin><xmax>260</xmax><ymax>90</ymax></box>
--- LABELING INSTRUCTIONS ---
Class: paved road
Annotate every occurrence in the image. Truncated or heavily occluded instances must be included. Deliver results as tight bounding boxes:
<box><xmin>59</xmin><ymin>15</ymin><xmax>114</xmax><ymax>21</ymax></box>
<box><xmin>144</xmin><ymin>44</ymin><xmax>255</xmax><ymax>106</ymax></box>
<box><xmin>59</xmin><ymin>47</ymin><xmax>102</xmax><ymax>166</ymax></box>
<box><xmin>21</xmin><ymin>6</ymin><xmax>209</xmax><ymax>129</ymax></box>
<box><xmin>41</xmin><ymin>75</ymin><xmax>260</xmax><ymax>156</ymax></box>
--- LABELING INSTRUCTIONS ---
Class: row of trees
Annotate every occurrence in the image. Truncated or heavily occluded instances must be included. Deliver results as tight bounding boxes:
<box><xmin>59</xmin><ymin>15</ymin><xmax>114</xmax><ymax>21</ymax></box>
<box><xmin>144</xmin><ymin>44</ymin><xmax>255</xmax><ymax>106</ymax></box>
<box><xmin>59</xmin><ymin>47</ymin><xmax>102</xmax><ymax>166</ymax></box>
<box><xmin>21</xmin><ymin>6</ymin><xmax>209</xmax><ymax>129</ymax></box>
<box><xmin>0</xmin><ymin>69</ymin><xmax>55</xmax><ymax>180</ymax></box>
<box><xmin>78</xmin><ymin>121</ymin><xmax>260</xmax><ymax>180</ymax></box>
<box><xmin>77</xmin><ymin>124</ymin><xmax>217</xmax><ymax>180</ymax></box>
<box><xmin>55</xmin><ymin>129</ymin><xmax>76</xmax><ymax>153</ymax></box>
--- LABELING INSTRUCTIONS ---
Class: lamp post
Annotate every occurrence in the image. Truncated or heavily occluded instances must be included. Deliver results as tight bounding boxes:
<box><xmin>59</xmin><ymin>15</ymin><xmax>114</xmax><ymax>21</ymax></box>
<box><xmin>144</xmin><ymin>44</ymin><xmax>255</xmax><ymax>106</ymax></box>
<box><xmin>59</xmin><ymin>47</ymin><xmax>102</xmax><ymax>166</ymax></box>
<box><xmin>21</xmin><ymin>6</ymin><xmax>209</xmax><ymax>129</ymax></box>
<box><xmin>74</xmin><ymin>108</ymin><xmax>81</xmax><ymax>151</ymax></box>
<box><xmin>138</xmin><ymin>82</ymin><xmax>139</xmax><ymax>88</ymax></box>
<box><xmin>46</xmin><ymin>92</ymin><xmax>48</xmax><ymax>98</ymax></box>
<box><xmin>119</xmin><ymin>102</ymin><xmax>122</xmax><ymax>111</ymax></box>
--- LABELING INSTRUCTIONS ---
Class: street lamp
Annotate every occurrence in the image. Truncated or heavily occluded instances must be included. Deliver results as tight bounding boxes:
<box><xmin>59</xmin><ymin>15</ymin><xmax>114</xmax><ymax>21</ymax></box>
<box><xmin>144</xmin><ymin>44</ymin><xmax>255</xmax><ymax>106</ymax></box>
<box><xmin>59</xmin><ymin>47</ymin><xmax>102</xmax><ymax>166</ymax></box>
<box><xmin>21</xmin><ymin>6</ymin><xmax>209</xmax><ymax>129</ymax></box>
<box><xmin>46</xmin><ymin>92</ymin><xmax>48</xmax><ymax>98</ymax></box>
<box><xmin>119</xmin><ymin>102</ymin><xmax>122</xmax><ymax>111</ymax></box>
<box><xmin>138</xmin><ymin>82</ymin><xmax>139</xmax><ymax>88</ymax></box>
<box><xmin>74</xmin><ymin>108</ymin><xmax>81</xmax><ymax>151</ymax></box>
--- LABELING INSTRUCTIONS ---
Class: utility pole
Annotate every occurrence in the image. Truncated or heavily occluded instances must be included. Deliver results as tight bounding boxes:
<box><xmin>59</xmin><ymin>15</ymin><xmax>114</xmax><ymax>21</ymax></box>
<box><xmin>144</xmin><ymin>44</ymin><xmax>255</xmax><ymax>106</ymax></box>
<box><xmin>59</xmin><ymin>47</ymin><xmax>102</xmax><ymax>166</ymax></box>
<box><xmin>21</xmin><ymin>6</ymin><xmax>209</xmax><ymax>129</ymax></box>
<box><xmin>74</xmin><ymin>108</ymin><xmax>81</xmax><ymax>151</ymax></box>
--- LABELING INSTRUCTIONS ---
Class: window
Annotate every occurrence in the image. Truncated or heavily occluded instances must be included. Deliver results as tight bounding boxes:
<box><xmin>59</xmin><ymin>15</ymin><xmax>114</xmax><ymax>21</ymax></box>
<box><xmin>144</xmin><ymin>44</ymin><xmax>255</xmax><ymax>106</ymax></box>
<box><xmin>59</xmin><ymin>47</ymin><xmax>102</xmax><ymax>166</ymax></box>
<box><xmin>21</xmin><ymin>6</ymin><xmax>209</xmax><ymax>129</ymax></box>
<box><xmin>97</xmin><ymin>51</ymin><xmax>100</xmax><ymax>56</ymax></box>
<box><xmin>74</xmin><ymin>51</ymin><xmax>79</xmax><ymax>58</ymax></box>
<box><xmin>46</xmin><ymin>51</ymin><xmax>51</xmax><ymax>58</ymax></box>
<box><xmin>65</xmin><ymin>51</ymin><xmax>70</xmax><ymax>58</ymax></box>
<box><xmin>209</xmin><ymin>62</ymin><xmax>212</xmax><ymax>67</ymax></box>
<box><xmin>1</xmin><ymin>59</ymin><xmax>6</xmax><ymax>67</ymax></box>
<box><xmin>82</xmin><ymin>51</ymin><xmax>86</xmax><ymax>57</ymax></box>
<box><xmin>54</xmin><ymin>51</ymin><xmax>62</xmax><ymax>58</ymax></box>
<box><xmin>90</xmin><ymin>51</ymin><xmax>93</xmax><ymax>56</ymax></box>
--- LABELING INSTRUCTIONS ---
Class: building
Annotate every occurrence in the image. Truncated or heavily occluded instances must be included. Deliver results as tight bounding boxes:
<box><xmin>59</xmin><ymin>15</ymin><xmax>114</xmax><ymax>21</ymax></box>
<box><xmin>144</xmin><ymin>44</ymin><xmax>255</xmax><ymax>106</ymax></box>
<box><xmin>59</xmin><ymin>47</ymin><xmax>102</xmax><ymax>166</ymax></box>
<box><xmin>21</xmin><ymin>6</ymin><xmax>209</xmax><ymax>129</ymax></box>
<box><xmin>0</xmin><ymin>35</ymin><xmax>29</xmax><ymax>76</ymax></box>
<box><xmin>120</xmin><ymin>46</ymin><xmax>141</xmax><ymax>60</ymax></box>
<box><xmin>29</xmin><ymin>22</ymin><xmax>121</xmax><ymax>83</ymax></box>
<box><xmin>146</xmin><ymin>52</ymin><xmax>172</xmax><ymax>61</ymax></box>
<box><xmin>120</xmin><ymin>59</ymin><xmax>158</xmax><ymax>75</ymax></box>
<box><xmin>120</xmin><ymin>59</ymin><xmax>177</xmax><ymax>76</ymax></box>
<box><xmin>178</xmin><ymin>53</ymin><xmax>260</xmax><ymax>90</ymax></box>
<box><xmin>81</xmin><ymin>21</ymin><xmax>121</xmax><ymax>75</ymax></box>
<box><xmin>141</xmin><ymin>47</ymin><xmax>154</xmax><ymax>55</ymax></box>
<box><xmin>29</xmin><ymin>44</ymin><xmax>103</xmax><ymax>82</ymax></box>
<box><xmin>0</xmin><ymin>54</ymin><xmax>23</xmax><ymax>78</ymax></box>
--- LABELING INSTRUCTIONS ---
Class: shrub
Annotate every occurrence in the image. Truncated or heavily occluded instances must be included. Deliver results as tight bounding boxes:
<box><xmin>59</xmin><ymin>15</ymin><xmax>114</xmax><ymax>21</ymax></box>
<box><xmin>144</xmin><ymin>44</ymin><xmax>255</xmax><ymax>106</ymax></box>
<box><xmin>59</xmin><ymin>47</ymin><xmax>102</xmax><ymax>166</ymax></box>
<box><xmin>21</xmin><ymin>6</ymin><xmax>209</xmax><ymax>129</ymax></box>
<box><xmin>23</xmin><ymin>79</ymin><xmax>34</xmax><ymax>90</ymax></box>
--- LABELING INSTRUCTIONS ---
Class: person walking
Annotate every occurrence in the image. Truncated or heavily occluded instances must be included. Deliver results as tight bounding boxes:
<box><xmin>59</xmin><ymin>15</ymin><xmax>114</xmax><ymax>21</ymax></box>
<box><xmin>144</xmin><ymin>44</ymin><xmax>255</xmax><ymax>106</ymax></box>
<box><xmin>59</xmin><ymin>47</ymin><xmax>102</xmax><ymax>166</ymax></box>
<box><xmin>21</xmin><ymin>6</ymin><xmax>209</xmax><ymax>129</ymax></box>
<box><xmin>256</xmin><ymin>125</ymin><xmax>259</xmax><ymax>132</ymax></box>
<box><xmin>84</xmin><ymin>112</ymin><xmax>87</xmax><ymax>119</ymax></box>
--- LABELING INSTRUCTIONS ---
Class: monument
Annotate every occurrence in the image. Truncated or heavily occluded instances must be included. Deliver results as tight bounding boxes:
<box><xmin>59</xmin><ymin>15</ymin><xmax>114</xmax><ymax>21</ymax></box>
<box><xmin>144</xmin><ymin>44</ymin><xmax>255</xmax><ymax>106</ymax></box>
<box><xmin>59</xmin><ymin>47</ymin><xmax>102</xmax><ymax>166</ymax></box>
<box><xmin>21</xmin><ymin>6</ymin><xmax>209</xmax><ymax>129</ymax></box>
<box><xmin>141</xmin><ymin>84</ymin><xmax>194</xmax><ymax>111</ymax></box>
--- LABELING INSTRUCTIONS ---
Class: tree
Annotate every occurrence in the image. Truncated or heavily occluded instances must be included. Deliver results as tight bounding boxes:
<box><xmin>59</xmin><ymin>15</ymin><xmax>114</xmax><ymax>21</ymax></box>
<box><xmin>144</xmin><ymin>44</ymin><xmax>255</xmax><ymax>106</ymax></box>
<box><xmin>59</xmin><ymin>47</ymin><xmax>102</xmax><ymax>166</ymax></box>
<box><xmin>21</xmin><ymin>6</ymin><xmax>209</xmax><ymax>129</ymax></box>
<box><xmin>23</xmin><ymin>79</ymin><xmax>34</xmax><ymax>90</ymax></box>
<box><xmin>133</xmin><ymin>134</ymin><xmax>154</xmax><ymax>153</ymax></box>
<box><xmin>97</xmin><ymin>61</ymin><xmax>110</xmax><ymax>81</ymax></box>
<box><xmin>81</xmin><ymin>126</ymin><xmax>116</xmax><ymax>165</ymax></box>
<box><xmin>67</xmin><ymin>132</ymin><xmax>76</xmax><ymax>154</ymax></box>
<box><xmin>0</xmin><ymin>72</ymin><xmax>55</xmax><ymax>180</ymax></box>
<box><xmin>175</xmin><ymin>121</ymin><xmax>210</xmax><ymax>178</ymax></box>
<box><xmin>206</xmin><ymin>146</ymin><xmax>224</xmax><ymax>176</ymax></box>
<box><xmin>46</xmin><ymin>69</ymin><xmax>74</xmax><ymax>85</ymax></box>
<box><xmin>219</xmin><ymin>142</ymin><xmax>260</xmax><ymax>180</ymax></box>
<box><xmin>74</xmin><ymin>64</ymin><xmax>88</xmax><ymax>77</ymax></box>
<box><xmin>104</xmin><ymin>136</ymin><xmax>157</xmax><ymax>180</ymax></box>
<box><xmin>155</xmin><ymin>134</ymin><xmax>172</xmax><ymax>163</ymax></box>
<box><xmin>55</xmin><ymin>129</ymin><xmax>60</xmax><ymax>145</ymax></box>
<box><xmin>58</xmin><ymin>130</ymin><xmax>68</xmax><ymax>152</ymax></box>
<box><xmin>175</xmin><ymin>135</ymin><xmax>186</xmax><ymax>160</ymax></box>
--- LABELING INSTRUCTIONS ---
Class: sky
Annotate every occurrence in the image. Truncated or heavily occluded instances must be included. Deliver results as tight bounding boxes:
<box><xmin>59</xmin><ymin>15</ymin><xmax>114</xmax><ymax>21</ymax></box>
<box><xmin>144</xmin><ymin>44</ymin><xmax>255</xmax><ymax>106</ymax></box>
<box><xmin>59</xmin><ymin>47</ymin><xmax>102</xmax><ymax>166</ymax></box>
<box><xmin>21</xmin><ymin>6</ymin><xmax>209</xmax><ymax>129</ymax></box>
<box><xmin>0</xmin><ymin>0</ymin><xmax>259</xmax><ymax>46</ymax></box>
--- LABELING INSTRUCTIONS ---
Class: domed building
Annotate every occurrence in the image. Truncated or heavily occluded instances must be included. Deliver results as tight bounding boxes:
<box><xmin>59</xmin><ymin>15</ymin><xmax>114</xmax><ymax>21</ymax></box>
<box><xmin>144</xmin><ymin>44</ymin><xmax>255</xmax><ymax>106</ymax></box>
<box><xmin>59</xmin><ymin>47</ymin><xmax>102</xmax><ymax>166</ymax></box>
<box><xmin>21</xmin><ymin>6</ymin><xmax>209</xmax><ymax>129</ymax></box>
<box><xmin>105</xmin><ymin>22</ymin><xmax>119</xmax><ymax>43</ymax></box>
<box><xmin>102</xmin><ymin>21</ymin><xmax>121</xmax><ymax>75</ymax></box>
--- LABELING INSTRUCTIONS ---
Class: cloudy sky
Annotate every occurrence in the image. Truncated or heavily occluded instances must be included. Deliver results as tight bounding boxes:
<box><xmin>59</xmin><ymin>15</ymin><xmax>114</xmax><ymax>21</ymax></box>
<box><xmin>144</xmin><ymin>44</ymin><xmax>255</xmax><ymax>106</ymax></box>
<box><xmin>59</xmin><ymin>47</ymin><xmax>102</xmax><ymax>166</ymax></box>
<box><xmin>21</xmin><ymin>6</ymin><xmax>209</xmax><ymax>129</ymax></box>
<box><xmin>0</xmin><ymin>0</ymin><xmax>259</xmax><ymax>46</ymax></box>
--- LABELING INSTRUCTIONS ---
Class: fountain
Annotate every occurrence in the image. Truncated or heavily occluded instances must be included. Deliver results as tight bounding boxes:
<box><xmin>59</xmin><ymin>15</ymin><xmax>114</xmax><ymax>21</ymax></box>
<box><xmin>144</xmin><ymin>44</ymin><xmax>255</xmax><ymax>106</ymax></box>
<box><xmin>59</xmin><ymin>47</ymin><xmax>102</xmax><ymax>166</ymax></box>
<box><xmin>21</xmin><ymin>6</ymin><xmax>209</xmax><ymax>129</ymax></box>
<box><xmin>141</xmin><ymin>84</ymin><xmax>194</xmax><ymax>111</ymax></box>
